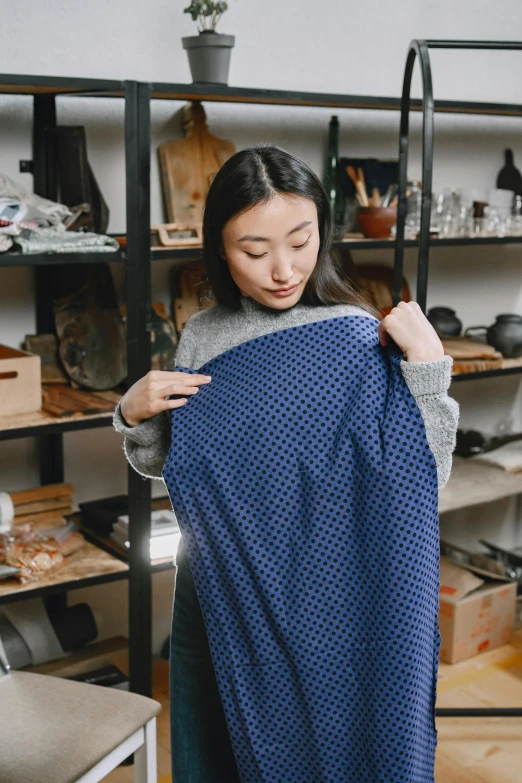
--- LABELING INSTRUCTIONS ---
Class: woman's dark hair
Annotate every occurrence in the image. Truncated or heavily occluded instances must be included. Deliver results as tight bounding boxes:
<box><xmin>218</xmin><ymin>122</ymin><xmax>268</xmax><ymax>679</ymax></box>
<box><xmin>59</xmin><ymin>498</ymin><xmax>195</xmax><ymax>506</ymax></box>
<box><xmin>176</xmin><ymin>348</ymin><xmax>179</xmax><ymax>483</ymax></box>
<box><xmin>202</xmin><ymin>144</ymin><xmax>381</xmax><ymax>318</ymax></box>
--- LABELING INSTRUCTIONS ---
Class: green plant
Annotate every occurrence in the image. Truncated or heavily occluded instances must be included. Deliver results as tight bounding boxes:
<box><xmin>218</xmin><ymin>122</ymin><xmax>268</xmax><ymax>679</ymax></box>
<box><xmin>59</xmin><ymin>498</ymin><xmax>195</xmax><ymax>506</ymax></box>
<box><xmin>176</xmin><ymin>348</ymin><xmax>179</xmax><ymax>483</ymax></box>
<box><xmin>183</xmin><ymin>1</ymin><xmax>229</xmax><ymax>32</ymax></box>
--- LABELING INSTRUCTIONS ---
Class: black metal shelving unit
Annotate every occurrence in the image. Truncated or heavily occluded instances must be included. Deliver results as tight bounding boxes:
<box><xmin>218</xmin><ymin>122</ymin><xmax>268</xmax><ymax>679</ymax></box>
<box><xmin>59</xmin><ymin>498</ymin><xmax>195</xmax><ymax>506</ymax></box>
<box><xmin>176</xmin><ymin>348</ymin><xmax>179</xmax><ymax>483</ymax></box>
<box><xmin>393</xmin><ymin>39</ymin><xmax>522</xmax><ymax>719</ymax></box>
<box><xmin>1</xmin><ymin>65</ymin><xmax>522</xmax><ymax>699</ymax></box>
<box><xmin>0</xmin><ymin>75</ymin><xmax>156</xmax><ymax>696</ymax></box>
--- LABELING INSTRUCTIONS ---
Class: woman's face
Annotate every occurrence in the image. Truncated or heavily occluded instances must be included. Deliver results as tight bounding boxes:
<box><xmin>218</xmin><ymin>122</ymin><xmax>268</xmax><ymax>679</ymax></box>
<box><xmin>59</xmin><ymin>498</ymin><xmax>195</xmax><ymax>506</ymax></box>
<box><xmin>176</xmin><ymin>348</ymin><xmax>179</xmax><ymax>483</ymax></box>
<box><xmin>221</xmin><ymin>193</ymin><xmax>320</xmax><ymax>309</ymax></box>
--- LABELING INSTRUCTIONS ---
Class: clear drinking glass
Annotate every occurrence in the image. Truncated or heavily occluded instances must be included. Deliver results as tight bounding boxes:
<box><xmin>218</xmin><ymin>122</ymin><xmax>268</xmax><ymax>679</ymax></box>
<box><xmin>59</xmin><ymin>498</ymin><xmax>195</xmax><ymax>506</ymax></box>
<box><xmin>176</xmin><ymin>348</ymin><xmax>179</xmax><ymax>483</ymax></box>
<box><xmin>432</xmin><ymin>188</ymin><xmax>460</xmax><ymax>237</ymax></box>
<box><xmin>512</xmin><ymin>195</ymin><xmax>522</xmax><ymax>235</ymax></box>
<box><xmin>405</xmin><ymin>180</ymin><xmax>422</xmax><ymax>237</ymax></box>
<box><xmin>456</xmin><ymin>205</ymin><xmax>472</xmax><ymax>236</ymax></box>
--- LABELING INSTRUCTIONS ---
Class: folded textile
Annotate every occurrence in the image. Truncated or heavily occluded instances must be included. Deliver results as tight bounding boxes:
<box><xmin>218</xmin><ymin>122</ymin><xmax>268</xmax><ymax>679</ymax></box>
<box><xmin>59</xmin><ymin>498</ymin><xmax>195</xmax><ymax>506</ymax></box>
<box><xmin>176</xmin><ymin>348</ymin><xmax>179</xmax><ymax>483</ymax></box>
<box><xmin>0</xmin><ymin>234</ymin><xmax>13</xmax><ymax>252</ymax></box>
<box><xmin>14</xmin><ymin>226</ymin><xmax>119</xmax><ymax>254</ymax></box>
<box><xmin>0</xmin><ymin>173</ymin><xmax>71</xmax><ymax>226</ymax></box>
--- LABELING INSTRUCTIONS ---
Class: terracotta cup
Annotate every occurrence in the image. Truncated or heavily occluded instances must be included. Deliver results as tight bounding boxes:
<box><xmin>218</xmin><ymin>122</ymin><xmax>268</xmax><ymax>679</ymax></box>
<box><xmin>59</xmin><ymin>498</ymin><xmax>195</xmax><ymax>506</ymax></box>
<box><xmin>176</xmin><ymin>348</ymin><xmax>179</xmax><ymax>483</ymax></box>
<box><xmin>356</xmin><ymin>206</ymin><xmax>397</xmax><ymax>239</ymax></box>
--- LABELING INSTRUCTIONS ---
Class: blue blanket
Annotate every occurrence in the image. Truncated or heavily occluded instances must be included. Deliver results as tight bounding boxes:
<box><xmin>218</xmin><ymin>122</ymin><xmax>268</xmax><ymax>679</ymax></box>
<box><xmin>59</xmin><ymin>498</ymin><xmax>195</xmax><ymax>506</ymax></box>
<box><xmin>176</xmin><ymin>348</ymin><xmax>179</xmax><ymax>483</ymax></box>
<box><xmin>163</xmin><ymin>314</ymin><xmax>440</xmax><ymax>783</ymax></box>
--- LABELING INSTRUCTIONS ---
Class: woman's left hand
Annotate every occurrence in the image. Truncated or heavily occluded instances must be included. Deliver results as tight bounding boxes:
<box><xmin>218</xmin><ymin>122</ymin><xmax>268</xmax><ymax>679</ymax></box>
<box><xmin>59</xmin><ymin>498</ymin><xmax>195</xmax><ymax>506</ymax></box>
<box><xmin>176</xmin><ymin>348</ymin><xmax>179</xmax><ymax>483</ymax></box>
<box><xmin>377</xmin><ymin>301</ymin><xmax>446</xmax><ymax>363</ymax></box>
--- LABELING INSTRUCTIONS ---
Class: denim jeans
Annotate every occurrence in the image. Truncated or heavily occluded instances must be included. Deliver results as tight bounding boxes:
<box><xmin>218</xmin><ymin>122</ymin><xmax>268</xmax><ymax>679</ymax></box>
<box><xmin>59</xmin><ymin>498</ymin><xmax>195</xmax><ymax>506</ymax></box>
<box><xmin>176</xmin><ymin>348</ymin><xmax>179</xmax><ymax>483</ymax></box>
<box><xmin>169</xmin><ymin>536</ymin><xmax>241</xmax><ymax>783</ymax></box>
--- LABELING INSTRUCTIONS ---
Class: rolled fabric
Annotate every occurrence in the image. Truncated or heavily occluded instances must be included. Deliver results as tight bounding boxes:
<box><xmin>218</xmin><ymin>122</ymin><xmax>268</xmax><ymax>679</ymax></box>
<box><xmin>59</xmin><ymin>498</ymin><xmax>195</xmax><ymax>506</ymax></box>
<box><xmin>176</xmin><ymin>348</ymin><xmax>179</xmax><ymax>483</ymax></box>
<box><xmin>0</xmin><ymin>611</ymin><xmax>32</xmax><ymax>669</ymax></box>
<box><xmin>3</xmin><ymin>598</ymin><xmax>66</xmax><ymax>666</ymax></box>
<box><xmin>47</xmin><ymin>603</ymin><xmax>98</xmax><ymax>652</ymax></box>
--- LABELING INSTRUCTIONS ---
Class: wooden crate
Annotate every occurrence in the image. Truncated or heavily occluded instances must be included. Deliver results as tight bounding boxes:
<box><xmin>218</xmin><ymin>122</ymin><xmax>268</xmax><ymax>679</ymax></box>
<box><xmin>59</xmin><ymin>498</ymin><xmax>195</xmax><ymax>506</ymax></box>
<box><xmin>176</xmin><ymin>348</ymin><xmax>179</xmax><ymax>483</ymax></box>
<box><xmin>0</xmin><ymin>344</ymin><xmax>41</xmax><ymax>416</ymax></box>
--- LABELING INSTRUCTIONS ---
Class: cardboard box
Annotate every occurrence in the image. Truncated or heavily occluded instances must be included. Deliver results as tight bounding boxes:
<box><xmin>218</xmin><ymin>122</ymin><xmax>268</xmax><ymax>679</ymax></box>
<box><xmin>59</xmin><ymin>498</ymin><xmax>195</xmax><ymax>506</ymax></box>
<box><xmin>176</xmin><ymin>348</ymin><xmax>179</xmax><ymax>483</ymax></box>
<box><xmin>439</xmin><ymin>555</ymin><xmax>517</xmax><ymax>664</ymax></box>
<box><xmin>0</xmin><ymin>344</ymin><xmax>41</xmax><ymax>416</ymax></box>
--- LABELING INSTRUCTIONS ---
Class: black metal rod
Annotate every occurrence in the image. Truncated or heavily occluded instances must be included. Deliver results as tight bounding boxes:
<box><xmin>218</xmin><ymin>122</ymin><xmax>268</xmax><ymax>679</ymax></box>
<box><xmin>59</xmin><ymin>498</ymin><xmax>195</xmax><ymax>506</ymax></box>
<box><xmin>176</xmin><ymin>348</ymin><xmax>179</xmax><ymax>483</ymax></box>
<box><xmin>3</xmin><ymin>72</ymin><xmax>522</xmax><ymax>117</ymax></box>
<box><xmin>125</xmin><ymin>80</ymin><xmax>153</xmax><ymax>698</ymax></box>
<box><xmin>0</xmin><ymin>417</ymin><xmax>114</xmax><ymax>442</ymax></box>
<box><xmin>436</xmin><ymin>708</ymin><xmax>522</xmax><ymax>717</ymax></box>
<box><xmin>425</xmin><ymin>40</ymin><xmax>522</xmax><ymax>50</ymax></box>
<box><xmin>33</xmin><ymin>94</ymin><xmax>66</xmax><ymax>487</ymax></box>
<box><xmin>394</xmin><ymin>40</ymin><xmax>435</xmax><ymax>313</ymax></box>
<box><xmin>396</xmin><ymin>37</ymin><xmax>522</xmax><ymax>721</ymax></box>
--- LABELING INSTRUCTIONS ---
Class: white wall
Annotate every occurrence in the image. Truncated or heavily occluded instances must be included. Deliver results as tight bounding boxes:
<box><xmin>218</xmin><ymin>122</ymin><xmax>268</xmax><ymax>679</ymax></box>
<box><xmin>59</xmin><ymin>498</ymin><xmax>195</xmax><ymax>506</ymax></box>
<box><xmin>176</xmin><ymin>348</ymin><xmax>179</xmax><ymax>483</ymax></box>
<box><xmin>1</xmin><ymin>0</ymin><xmax>522</xmax><ymax>653</ymax></box>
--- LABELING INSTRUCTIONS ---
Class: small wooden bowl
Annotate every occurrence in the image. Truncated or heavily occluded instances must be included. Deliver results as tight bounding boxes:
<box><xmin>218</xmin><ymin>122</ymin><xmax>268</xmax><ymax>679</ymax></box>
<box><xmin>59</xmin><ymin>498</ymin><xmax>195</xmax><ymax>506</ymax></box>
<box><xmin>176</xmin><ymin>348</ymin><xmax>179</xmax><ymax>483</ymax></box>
<box><xmin>356</xmin><ymin>206</ymin><xmax>397</xmax><ymax>239</ymax></box>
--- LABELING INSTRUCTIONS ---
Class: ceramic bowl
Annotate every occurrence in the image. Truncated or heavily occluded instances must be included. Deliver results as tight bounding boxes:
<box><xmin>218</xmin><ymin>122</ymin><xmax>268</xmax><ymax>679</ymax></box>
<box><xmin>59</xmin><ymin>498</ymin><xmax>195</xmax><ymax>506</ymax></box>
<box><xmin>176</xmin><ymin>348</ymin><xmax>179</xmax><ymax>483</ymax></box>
<box><xmin>356</xmin><ymin>206</ymin><xmax>397</xmax><ymax>239</ymax></box>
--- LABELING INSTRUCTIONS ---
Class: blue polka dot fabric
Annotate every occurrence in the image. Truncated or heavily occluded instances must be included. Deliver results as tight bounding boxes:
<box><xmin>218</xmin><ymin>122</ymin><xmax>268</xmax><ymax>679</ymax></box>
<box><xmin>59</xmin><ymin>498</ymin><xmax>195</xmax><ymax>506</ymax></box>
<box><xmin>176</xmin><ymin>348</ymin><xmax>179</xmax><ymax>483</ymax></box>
<box><xmin>162</xmin><ymin>315</ymin><xmax>440</xmax><ymax>783</ymax></box>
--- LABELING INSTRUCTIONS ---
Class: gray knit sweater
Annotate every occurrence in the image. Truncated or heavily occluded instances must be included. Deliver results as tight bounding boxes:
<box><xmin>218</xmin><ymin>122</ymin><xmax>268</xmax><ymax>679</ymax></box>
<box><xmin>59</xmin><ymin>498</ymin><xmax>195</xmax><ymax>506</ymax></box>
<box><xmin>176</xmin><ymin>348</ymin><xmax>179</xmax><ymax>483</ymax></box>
<box><xmin>113</xmin><ymin>296</ymin><xmax>460</xmax><ymax>490</ymax></box>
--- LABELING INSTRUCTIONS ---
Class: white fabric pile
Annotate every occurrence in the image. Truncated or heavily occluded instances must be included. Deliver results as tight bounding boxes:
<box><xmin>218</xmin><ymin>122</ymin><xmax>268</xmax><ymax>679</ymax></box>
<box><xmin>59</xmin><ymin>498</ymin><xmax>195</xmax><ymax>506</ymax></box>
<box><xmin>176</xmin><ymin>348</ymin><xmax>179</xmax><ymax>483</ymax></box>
<box><xmin>0</xmin><ymin>173</ymin><xmax>118</xmax><ymax>254</ymax></box>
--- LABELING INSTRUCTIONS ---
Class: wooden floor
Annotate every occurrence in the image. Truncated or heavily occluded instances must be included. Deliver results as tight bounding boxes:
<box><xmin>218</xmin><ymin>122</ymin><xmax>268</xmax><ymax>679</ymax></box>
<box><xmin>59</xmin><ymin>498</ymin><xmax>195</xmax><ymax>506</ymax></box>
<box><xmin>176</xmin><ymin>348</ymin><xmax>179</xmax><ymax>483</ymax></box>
<box><xmin>106</xmin><ymin>630</ymin><xmax>522</xmax><ymax>783</ymax></box>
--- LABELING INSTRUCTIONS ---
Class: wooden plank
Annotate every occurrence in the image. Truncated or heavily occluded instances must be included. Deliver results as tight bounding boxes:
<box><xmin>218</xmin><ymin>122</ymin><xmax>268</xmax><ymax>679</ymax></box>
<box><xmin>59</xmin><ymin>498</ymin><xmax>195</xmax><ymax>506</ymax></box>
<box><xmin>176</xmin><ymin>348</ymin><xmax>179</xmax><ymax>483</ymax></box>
<box><xmin>10</xmin><ymin>483</ymin><xmax>75</xmax><ymax>506</ymax></box>
<box><xmin>439</xmin><ymin>455</ymin><xmax>522</xmax><ymax>514</ymax></box>
<box><xmin>42</xmin><ymin>386</ymin><xmax>118</xmax><ymax>417</ymax></box>
<box><xmin>14</xmin><ymin>510</ymin><xmax>68</xmax><ymax>528</ymax></box>
<box><xmin>14</xmin><ymin>496</ymin><xmax>71</xmax><ymax>516</ymax></box>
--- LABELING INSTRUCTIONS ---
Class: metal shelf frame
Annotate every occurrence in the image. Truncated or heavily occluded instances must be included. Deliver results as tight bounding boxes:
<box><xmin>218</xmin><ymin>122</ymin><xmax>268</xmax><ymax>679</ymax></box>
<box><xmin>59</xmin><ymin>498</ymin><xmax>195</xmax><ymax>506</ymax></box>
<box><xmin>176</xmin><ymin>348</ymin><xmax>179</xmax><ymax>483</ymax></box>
<box><xmin>4</xmin><ymin>71</ymin><xmax>522</xmax><ymax>115</ymax></box>
<box><xmin>2</xmin><ymin>62</ymin><xmax>522</xmax><ymax>702</ymax></box>
<box><xmin>392</xmin><ymin>39</ymin><xmax>522</xmax><ymax>720</ymax></box>
<box><xmin>0</xmin><ymin>79</ymin><xmax>156</xmax><ymax>698</ymax></box>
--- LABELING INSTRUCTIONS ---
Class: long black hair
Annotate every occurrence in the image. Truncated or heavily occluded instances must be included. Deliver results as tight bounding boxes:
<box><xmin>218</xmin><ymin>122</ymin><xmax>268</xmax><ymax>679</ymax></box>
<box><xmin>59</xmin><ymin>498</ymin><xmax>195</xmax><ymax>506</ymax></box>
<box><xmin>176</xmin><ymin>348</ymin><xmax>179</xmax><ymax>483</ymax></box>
<box><xmin>202</xmin><ymin>144</ymin><xmax>380</xmax><ymax>318</ymax></box>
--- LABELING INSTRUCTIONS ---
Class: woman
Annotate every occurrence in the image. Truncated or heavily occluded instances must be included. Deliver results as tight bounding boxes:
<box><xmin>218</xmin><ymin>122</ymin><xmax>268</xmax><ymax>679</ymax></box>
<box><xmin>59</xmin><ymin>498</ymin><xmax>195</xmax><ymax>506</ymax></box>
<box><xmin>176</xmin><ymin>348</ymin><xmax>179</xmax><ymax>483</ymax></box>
<box><xmin>114</xmin><ymin>145</ymin><xmax>459</xmax><ymax>783</ymax></box>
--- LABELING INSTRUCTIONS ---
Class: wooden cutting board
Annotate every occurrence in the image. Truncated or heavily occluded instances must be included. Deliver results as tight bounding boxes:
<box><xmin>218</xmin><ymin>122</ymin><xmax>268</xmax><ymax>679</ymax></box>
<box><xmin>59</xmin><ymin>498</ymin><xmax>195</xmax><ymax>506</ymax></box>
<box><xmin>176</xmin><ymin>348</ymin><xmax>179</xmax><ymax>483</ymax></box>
<box><xmin>41</xmin><ymin>385</ymin><xmax>117</xmax><ymax>417</ymax></box>
<box><xmin>158</xmin><ymin>101</ymin><xmax>236</xmax><ymax>226</ymax></box>
<box><xmin>172</xmin><ymin>263</ymin><xmax>216</xmax><ymax>334</ymax></box>
<box><xmin>441</xmin><ymin>336</ymin><xmax>502</xmax><ymax>360</ymax></box>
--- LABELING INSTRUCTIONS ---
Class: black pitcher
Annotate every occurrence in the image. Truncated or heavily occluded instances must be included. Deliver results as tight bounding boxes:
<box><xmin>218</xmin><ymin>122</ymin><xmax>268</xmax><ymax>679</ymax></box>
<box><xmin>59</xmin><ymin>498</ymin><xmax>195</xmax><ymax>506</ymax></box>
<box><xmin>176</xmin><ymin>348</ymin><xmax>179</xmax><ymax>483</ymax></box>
<box><xmin>464</xmin><ymin>314</ymin><xmax>522</xmax><ymax>358</ymax></box>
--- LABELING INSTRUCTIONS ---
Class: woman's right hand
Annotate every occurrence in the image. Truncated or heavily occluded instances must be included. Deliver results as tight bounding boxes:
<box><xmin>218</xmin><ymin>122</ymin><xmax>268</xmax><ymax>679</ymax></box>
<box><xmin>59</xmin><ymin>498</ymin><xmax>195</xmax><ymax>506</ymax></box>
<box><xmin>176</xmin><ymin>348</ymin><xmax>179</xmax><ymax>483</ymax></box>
<box><xmin>120</xmin><ymin>370</ymin><xmax>212</xmax><ymax>427</ymax></box>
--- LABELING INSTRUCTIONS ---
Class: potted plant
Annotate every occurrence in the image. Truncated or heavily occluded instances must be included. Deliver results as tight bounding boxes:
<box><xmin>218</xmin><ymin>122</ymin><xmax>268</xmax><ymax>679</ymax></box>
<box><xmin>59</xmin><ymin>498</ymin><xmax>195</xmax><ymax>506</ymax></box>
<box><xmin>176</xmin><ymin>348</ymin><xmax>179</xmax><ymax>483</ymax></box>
<box><xmin>182</xmin><ymin>2</ymin><xmax>235</xmax><ymax>85</ymax></box>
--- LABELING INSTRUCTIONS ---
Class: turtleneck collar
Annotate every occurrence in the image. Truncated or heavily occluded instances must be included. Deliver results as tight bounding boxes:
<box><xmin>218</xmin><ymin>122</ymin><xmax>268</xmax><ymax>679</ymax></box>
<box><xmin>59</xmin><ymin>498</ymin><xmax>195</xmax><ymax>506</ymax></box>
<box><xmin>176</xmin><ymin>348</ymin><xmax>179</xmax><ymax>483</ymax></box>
<box><xmin>239</xmin><ymin>294</ymin><xmax>300</xmax><ymax>315</ymax></box>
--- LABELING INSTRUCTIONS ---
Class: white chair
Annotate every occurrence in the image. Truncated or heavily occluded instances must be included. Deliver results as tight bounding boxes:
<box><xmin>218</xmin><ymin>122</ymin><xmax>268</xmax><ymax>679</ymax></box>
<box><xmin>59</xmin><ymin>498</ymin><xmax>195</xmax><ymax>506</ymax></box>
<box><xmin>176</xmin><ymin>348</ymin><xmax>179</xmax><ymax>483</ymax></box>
<box><xmin>0</xmin><ymin>651</ymin><xmax>161</xmax><ymax>783</ymax></box>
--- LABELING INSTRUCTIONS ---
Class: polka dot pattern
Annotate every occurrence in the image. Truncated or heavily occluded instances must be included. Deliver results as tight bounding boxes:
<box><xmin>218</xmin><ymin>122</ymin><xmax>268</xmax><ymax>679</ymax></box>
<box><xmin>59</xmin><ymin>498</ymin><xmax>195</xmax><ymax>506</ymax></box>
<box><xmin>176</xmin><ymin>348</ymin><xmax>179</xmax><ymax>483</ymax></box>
<box><xmin>162</xmin><ymin>315</ymin><xmax>440</xmax><ymax>783</ymax></box>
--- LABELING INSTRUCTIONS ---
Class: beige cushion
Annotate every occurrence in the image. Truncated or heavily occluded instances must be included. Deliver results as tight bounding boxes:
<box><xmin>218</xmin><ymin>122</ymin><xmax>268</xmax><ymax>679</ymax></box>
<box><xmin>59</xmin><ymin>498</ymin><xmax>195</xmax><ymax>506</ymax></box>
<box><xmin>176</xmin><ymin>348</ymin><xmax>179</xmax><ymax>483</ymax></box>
<box><xmin>0</xmin><ymin>671</ymin><xmax>161</xmax><ymax>783</ymax></box>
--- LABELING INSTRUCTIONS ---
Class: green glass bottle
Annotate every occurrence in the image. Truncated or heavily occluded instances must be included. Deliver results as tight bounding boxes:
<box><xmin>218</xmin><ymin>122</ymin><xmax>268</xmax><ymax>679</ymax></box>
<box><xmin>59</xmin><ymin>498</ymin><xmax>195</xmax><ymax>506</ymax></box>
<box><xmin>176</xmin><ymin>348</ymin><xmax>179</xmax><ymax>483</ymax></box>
<box><xmin>323</xmin><ymin>115</ymin><xmax>346</xmax><ymax>229</ymax></box>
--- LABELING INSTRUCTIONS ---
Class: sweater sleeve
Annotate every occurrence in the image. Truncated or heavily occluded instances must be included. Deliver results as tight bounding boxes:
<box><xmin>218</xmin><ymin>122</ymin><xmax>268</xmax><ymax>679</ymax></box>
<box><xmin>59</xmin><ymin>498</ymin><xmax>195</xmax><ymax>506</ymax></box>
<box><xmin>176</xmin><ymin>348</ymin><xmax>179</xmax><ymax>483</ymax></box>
<box><xmin>112</xmin><ymin>317</ymin><xmax>198</xmax><ymax>480</ymax></box>
<box><xmin>399</xmin><ymin>354</ymin><xmax>460</xmax><ymax>491</ymax></box>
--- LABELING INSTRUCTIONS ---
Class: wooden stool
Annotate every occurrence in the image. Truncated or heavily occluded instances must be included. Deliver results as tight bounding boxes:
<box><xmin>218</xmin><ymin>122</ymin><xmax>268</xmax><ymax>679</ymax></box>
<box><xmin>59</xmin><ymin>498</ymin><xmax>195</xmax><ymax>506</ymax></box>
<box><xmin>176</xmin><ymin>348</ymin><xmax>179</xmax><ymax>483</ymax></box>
<box><xmin>0</xmin><ymin>661</ymin><xmax>162</xmax><ymax>783</ymax></box>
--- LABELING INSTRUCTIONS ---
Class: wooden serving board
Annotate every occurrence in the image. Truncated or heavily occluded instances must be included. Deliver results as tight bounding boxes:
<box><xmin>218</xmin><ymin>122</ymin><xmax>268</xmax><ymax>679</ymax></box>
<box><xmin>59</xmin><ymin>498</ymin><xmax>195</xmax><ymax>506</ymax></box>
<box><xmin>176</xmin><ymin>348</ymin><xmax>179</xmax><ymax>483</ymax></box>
<box><xmin>158</xmin><ymin>101</ymin><xmax>236</xmax><ymax>226</ymax></box>
<box><xmin>442</xmin><ymin>336</ymin><xmax>501</xmax><ymax>360</ymax></box>
<box><xmin>41</xmin><ymin>385</ymin><xmax>117</xmax><ymax>417</ymax></box>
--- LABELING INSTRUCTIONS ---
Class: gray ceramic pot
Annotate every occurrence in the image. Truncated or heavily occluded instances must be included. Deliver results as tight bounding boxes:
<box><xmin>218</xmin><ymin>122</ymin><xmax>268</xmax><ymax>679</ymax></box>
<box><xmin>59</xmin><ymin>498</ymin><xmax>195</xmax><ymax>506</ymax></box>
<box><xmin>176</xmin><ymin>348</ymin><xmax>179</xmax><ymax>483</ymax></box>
<box><xmin>182</xmin><ymin>31</ymin><xmax>235</xmax><ymax>84</ymax></box>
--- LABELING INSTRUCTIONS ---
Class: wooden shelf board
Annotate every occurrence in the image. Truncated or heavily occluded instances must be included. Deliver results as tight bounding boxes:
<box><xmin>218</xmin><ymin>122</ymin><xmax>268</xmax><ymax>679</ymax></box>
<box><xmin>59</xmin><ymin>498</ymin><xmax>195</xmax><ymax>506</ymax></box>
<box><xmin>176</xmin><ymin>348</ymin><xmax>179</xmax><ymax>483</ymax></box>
<box><xmin>0</xmin><ymin>540</ymin><xmax>129</xmax><ymax>603</ymax></box>
<box><xmin>439</xmin><ymin>455</ymin><xmax>522</xmax><ymax>514</ymax></box>
<box><xmin>0</xmin><ymin>388</ymin><xmax>121</xmax><ymax>438</ymax></box>
<box><xmin>148</xmin><ymin>234</ymin><xmax>522</xmax><ymax>258</ymax></box>
<box><xmin>3</xmin><ymin>234</ymin><xmax>522</xmax><ymax>269</ymax></box>
<box><xmin>79</xmin><ymin>526</ymin><xmax>176</xmax><ymax>574</ymax></box>
<box><xmin>451</xmin><ymin>356</ymin><xmax>522</xmax><ymax>381</ymax></box>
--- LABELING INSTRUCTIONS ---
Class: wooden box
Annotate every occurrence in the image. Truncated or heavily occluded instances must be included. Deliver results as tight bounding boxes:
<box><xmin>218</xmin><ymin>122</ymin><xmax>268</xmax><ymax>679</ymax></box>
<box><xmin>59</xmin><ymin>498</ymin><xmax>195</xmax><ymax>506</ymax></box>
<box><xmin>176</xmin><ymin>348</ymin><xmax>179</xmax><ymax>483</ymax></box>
<box><xmin>0</xmin><ymin>344</ymin><xmax>42</xmax><ymax>416</ymax></box>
